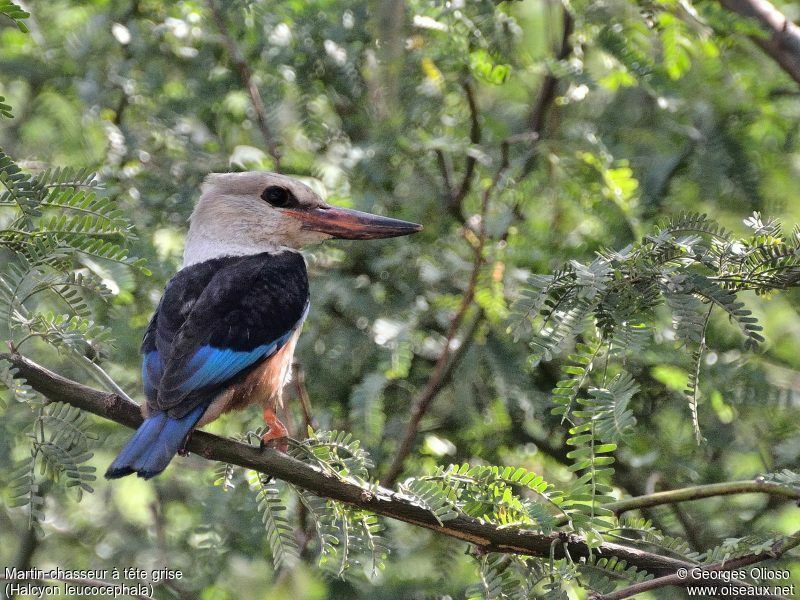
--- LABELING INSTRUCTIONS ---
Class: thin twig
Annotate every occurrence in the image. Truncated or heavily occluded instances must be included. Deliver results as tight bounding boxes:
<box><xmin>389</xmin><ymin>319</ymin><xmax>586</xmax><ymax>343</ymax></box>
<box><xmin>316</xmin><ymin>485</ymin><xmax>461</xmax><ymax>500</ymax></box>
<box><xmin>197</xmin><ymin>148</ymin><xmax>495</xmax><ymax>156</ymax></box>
<box><xmin>290</xmin><ymin>362</ymin><xmax>315</xmax><ymax>558</ymax></box>
<box><xmin>205</xmin><ymin>0</ymin><xmax>282</xmax><ymax>171</ymax></box>
<box><xmin>550</xmin><ymin>478</ymin><xmax>800</xmax><ymax>528</ymax></box>
<box><xmin>381</xmin><ymin>262</ymin><xmax>483</xmax><ymax>485</ymax></box>
<box><xmin>435</xmin><ymin>148</ymin><xmax>454</xmax><ymax>201</ymax></box>
<box><xmin>590</xmin><ymin>529</ymin><xmax>800</xmax><ymax>600</ymax></box>
<box><xmin>383</xmin><ymin>21</ymin><xmax>572</xmax><ymax>482</ymax></box>
<box><xmin>671</xmin><ymin>504</ymin><xmax>706</xmax><ymax>552</ymax></box>
<box><xmin>605</xmin><ymin>479</ymin><xmax>800</xmax><ymax>516</ymax></box>
<box><xmin>449</xmin><ymin>78</ymin><xmax>482</xmax><ymax>220</ymax></box>
<box><xmin>73</xmin><ymin>354</ymin><xmax>134</xmax><ymax>404</ymax></box>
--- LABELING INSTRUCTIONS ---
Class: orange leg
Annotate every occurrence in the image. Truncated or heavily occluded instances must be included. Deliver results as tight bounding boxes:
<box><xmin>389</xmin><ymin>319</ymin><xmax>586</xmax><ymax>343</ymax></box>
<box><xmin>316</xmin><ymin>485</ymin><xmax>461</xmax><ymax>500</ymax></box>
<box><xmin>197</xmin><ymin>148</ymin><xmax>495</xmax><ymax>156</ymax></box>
<box><xmin>260</xmin><ymin>406</ymin><xmax>289</xmax><ymax>452</ymax></box>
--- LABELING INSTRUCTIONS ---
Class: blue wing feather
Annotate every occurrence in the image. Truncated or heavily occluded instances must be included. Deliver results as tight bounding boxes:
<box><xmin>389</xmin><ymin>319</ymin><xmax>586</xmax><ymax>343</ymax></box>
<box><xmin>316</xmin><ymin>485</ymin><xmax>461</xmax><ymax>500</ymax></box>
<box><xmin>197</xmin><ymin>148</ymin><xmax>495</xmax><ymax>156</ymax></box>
<box><xmin>142</xmin><ymin>350</ymin><xmax>161</xmax><ymax>402</ymax></box>
<box><xmin>178</xmin><ymin>332</ymin><xmax>290</xmax><ymax>394</ymax></box>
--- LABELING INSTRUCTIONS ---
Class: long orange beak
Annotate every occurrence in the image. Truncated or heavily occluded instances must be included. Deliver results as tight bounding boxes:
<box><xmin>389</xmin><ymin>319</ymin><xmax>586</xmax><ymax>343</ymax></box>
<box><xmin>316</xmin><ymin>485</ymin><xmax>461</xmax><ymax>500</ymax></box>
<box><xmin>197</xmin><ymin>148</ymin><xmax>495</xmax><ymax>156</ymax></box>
<box><xmin>287</xmin><ymin>205</ymin><xmax>422</xmax><ymax>240</ymax></box>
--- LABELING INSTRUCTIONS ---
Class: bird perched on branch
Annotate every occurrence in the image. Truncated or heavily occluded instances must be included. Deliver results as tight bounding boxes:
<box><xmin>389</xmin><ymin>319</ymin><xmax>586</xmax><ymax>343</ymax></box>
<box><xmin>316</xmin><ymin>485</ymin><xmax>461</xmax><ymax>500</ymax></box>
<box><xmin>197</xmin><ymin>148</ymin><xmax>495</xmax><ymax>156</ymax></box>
<box><xmin>105</xmin><ymin>172</ymin><xmax>421</xmax><ymax>479</ymax></box>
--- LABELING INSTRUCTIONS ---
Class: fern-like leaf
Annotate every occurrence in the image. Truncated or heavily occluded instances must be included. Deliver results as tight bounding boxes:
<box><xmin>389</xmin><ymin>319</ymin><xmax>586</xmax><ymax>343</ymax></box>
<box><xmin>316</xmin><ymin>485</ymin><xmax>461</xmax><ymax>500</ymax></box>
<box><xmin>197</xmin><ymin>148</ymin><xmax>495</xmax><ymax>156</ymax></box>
<box><xmin>578</xmin><ymin>554</ymin><xmax>653</xmax><ymax>594</ymax></box>
<box><xmin>5</xmin><ymin>457</ymin><xmax>45</xmax><ymax>530</ymax></box>
<box><xmin>248</xmin><ymin>472</ymin><xmax>299</xmax><ymax>570</ymax></box>
<box><xmin>33</xmin><ymin>402</ymin><xmax>97</xmax><ymax>499</ymax></box>
<box><xmin>581</xmin><ymin>371</ymin><xmax>639</xmax><ymax>443</ymax></box>
<box><xmin>551</xmin><ymin>338</ymin><xmax>604</xmax><ymax>422</ymax></box>
<box><xmin>398</xmin><ymin>478</ymin><xmax>460</xmax><ymax>525</ymax></box>
<box><xmin>290</xmin><ymin>429</ymin><xmax>374</xmax><ymax>482</ymax></box>
<box><xmin>0</xmin><ymin>359</ymin><xmax>42</xmax><ymax>407</ymax></box>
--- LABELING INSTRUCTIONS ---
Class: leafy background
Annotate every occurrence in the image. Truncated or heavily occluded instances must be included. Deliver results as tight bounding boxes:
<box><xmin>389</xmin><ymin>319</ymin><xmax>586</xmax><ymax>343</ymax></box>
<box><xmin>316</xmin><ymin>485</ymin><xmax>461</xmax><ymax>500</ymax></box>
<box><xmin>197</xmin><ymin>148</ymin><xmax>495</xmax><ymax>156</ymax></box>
<box><xmin>1</xmin><ymin>0</ymin><xmax>800</xmax><ymax>598</ymax></box>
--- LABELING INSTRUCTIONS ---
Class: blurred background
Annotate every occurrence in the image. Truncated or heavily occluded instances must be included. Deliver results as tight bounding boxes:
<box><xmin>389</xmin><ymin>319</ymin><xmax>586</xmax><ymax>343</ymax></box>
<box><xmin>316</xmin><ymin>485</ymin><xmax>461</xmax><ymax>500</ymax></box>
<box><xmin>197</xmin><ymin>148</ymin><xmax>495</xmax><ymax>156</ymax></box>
<box><xmin>1</xmin><ymin>0</ymin><xmax>800</xmax><ymax>598</ymax></box>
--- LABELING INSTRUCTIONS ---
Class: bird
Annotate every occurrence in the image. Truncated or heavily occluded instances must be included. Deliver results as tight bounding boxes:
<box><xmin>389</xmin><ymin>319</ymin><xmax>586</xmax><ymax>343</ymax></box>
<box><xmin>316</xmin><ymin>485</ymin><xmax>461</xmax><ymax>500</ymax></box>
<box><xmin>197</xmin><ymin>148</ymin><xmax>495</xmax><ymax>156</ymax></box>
<box><xmin>105</xmin><ymin>171</ymin><xmax>421</xmax><ymax>479</ymax></box>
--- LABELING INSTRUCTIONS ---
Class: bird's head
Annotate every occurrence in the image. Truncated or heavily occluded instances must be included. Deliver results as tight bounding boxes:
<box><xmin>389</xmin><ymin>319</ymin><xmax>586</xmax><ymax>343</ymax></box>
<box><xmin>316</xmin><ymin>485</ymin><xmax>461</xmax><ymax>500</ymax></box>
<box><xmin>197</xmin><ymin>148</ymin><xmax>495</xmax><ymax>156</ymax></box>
<box><xmin>184</xmin><ymin>171</ymin><xmax>422</xmax><ymax>265</ymax></box>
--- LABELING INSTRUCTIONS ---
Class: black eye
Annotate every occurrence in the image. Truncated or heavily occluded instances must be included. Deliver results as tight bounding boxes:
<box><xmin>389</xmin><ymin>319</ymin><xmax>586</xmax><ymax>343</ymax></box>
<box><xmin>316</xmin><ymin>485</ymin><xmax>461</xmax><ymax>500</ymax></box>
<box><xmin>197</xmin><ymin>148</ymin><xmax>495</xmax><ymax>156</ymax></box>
<box><xmin>261</xmin><ymin>186</ymin><xmax>294</xmax><ymax>208</ymax></box>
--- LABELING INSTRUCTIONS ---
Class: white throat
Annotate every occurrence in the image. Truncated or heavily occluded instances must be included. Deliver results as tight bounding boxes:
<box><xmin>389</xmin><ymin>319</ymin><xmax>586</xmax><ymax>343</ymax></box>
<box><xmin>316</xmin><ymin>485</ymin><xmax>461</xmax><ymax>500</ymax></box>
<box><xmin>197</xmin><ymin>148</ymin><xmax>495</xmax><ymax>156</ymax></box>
<box><xmin>183</xmin><ymin>231</ymin><xmax>283</xmax><ymax>266</ymax></box>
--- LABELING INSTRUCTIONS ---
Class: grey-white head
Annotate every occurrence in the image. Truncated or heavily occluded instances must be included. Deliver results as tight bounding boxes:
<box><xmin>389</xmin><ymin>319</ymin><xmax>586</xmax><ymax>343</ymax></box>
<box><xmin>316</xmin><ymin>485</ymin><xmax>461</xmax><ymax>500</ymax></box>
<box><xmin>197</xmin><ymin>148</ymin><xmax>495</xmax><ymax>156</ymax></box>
<box><xmin>183</xmin><ymin>171</ymin><xmax>421</xmax><ymax>266</ymax></box>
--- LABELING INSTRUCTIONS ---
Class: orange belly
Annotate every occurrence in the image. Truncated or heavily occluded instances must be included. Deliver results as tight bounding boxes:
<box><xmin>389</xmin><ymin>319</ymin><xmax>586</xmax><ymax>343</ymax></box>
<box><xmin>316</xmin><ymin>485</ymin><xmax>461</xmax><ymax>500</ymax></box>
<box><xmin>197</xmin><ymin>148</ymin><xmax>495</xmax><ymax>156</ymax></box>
<box><xmin>196</xmin><ymin>329</ymin><xmax>300</xmax><ymax>427</ymax></box>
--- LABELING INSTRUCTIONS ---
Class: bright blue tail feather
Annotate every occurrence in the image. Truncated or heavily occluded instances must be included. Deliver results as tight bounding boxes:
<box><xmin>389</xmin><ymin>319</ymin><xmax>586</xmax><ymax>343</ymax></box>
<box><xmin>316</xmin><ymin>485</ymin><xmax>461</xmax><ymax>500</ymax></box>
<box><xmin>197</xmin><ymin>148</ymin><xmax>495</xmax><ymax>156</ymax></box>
<box><xmin>105</xmin><ymin>403</ymin><xmax>207</xmax><ymax>479</ymax></box>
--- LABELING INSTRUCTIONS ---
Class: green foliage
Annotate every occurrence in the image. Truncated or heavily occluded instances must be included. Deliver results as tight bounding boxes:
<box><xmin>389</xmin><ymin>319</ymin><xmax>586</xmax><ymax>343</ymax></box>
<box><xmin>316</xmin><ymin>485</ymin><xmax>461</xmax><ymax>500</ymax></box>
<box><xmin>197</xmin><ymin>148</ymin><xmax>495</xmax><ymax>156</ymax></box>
<box><xmin>702</xmin><ymin>533</ymin><xmax>785</xmax><ymax>563</ymax></box>
<box><xmin>207</xmin><ymin>428</ymin><xmax>389</xmax><ymax>580</ymax></box>
<box><xmin>291</xmin><ymin>483</ymin><xmax>388</xmax><ymax>579</ymax></box>
<box><xmin>585</xmin><ymin>371</ymin><xmax>638</xmax><ymax>442</ymax></box>
<box><xmin>550</xmin><ymin>337</ymin><xmax>604</xmax><ymax>421</ymax></box>
<box><xmin>213</xmin><ymin>461</ymin><xmax>237</xmax><ymax>492</ymax></box>
<box><xmin>398</xmin><ymin>478</ymin><xmax>460</xmax><ymax>525</ymax></box>
<box><xmin>513</xmin><ymin>212</ymin><xmax>798</xmax><ymax>445</ymax></box>
<box><xmin>32</xmin><ymin>402</ymin><xmax>97</xmax><ymax>497</ymax></box>
<box><xmin>0</xmin><ymin>153</ymin><xmax>145</xmax><ymax>368</ymax></box>
<box><xmin>403</xmin><ymin>463</ymin><xmax>565</xmax><ymax>532</ymax></box>
<box><xmin>292</xmin><ymin>486</ymin><xmax>341</xmax><ymax>566</ymax></box>
<box><xmin>290</xmin><ymin>428</ymin><xmax>374</xmax><ymax>483</ymax></box>
<box><xmin>762</xmin><ymin>469</ymin><xmax>800</xmax><ymax>488</ymax></box>
<box><xmin>0</xmin><ymin>96</ymin><xmax>12</xmax><ymax>119</ymax></box>
<box><xmin>511</xmin><ymin>210</ymin><xmax>800</xmax><ymax>549</ymax></box>
<box><xmin>0</xmin><ymin>155</ymin><xmax>146</xmax><ymax>270</ymax></box>
<box><xmin>0</xmin><ymin>70</ymin><xmax>142</xmax><ymax>529</ymax></box>
<box><xmin>466</xmin><ymin>554</ymin><xmax>536</xmax><ymax>600</ymax></box>
<box><xmin>609</xmin><ymin>517</ymin><xmax>701</xmax><ymax>562</ymax></box>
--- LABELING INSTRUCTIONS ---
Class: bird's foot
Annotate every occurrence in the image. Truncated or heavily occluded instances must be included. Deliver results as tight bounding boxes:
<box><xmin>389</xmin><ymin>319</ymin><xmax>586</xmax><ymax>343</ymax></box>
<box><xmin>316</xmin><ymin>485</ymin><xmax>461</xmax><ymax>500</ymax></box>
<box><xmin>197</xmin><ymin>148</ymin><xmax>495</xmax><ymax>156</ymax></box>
<box><xmin>260</xmin><ymin>407</ymin><xmax>289</xmax><ymax>453</ymax></box>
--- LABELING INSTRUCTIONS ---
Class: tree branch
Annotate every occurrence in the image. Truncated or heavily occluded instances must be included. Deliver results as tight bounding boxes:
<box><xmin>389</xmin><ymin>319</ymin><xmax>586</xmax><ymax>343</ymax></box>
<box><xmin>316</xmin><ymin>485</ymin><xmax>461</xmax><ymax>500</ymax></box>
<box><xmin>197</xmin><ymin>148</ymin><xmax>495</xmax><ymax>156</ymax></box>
<box><xmin>205</xmin><ymin>0</ymin><xmax>282</xmax><ymax>170</ymax></box>
<box><xmin>435</xmin><ymin>148</ymin><xmax>454</xmax><ymax>206</ymax></box>
<box><xmin>718</xmin><ymin>0</ymin><xmax>800</xmax><ymax>87</ymax></box>
<box><xmin>3</xmin><ymin>351</ymin><xmax>697</xmax><ymax>577</ymax></box>
<box><xmin>291</xmin><ymin>362</ymin><xmax>317</xmax><ymax>432</ymax></box>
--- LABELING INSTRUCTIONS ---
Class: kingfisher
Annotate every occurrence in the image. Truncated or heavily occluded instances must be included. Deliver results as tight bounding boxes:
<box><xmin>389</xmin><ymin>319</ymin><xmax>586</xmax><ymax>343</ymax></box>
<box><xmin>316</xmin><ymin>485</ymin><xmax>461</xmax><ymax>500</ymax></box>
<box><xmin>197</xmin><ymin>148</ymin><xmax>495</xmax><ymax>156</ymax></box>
<box><xmin>105</xmin><ymin>172</ymin><xmax>421</xmax><ymax>479</ymax></box>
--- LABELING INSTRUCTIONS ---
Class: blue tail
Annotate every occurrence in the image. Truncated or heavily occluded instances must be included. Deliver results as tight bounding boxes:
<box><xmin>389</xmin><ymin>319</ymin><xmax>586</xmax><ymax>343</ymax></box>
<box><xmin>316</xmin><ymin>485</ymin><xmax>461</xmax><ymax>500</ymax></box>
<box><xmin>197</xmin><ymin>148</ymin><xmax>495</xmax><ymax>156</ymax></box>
<box><xmin>105</xmin><ymin>404</ymin><xmax>207</xmax><ymax>479</ymax></box>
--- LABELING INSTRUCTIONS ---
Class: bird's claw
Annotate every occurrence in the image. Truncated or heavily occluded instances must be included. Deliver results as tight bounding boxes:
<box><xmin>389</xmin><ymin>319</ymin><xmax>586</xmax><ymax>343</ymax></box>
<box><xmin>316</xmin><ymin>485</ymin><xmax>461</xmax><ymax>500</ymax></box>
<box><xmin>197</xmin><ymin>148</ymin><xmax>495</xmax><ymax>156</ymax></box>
<box><xmin>259</xmin><ymin>434</ymin><xmax>289</xmax><ymax>453</ymax></box>
<box><xmin>178</xmin><ymin>430</ymin><xmax>194</xmax><ymax>456</ymax></box>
